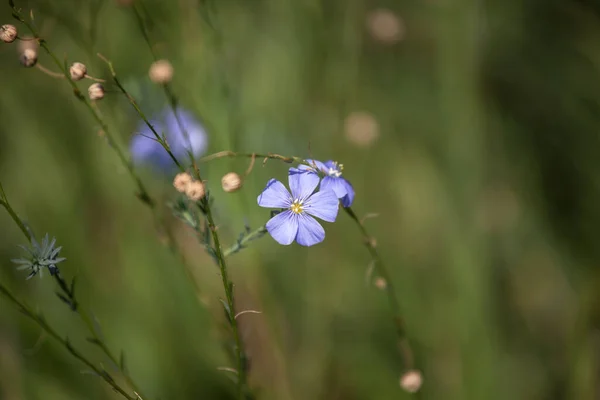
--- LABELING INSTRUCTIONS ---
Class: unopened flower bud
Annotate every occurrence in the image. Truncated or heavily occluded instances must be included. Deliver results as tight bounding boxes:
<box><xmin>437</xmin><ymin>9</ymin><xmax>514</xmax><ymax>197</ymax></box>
<box><xmin>1</xmin><ymin>24</ymin><xmax>17</xmax><ymax>43</ymax></box>
<box><xmin>185</xmin><ymin>180</ymin><xmax>205</xmax><ymax>201</ymax></box>
<box><xmin>221</xmin><ymin>172</ymin><xmax>242</xmax><ymax>193</ymax></box>
<box><xmin>19</xmin><ymin>48</ymin><xmax>37</xmax><ymax>67</ymax></box>
<box><xmin>399</xmin><ymin>370</ymin><xmax>423</xmax><ymax>393</ymax></box>
<box><xmin>148</xmin><ymin>59</ymin><xmax>173</xmax><ymax>84</ymax></box>
<box><xmin>88</xmin><ymin>83</ymin><xmax>105</xmax><ymax>100</ymax></box>
<box><xmin>173</xmin><ymin>172</ymin><xmax>193</xmax><ymax>193</ymax></box>
<box><xmin>70</xmin><ymin>62</ymin><xmax>87</xmax><ymax>81</ymax></box>
<box><xmin>17</xmin><ymin>36</ymin><xmax>38</xmax><ymax>54</ymax></box>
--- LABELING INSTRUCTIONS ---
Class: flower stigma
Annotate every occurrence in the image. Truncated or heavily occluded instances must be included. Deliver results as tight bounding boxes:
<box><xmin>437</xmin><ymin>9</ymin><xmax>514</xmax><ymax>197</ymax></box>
<box><xmin>290</xmin><ymin>200</ymin><xmax>304</xmax><ymax>214</ymax></box>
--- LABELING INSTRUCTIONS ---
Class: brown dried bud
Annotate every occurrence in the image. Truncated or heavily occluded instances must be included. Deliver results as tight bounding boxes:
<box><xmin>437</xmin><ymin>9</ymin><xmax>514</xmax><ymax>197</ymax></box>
<box><xmin>366</xmin><ymin>9</ymin><xmax>405</xmax><ymax>44</ymax></box>
<box><xmin>185</xmin><ymin>180</ymin><xmax>205</xmax><ymax>201</ymax></box>
<box><xmin>221</xmin><ymin>172</ymin><xmax>242</xmax><ymax>193</ymax></box>
<box><xmin>88</xmin><ymin>83</ymin><xmax>105</xmax><ymax>101</ymax></box>
<box><xmin>70</xmin><ymin>62</ymin><xmax>87</xmax><ymax>81</ymax></box>
<box><xmin>19</xmin><ymin>48</ymin><xmax>37</xmax><ymax>68</ymax></box>
<box><xmin>1</xmin><ymin>24</ymin><xmax>17</xmax><ymax>43</ymax></box>
<box><xmin>399</xmin><ymin>370</ymin><xmax>423</xmax><ymax>393</ymax></box>
<box><xmin>173</xmin><ymin>172</ymin><xmax>193</xmax><ymax>193</ymax></box>
<box><xmin>148</xmin><ymin>59</ymin><xmax>173</xmax><ymax>84</ymax></box>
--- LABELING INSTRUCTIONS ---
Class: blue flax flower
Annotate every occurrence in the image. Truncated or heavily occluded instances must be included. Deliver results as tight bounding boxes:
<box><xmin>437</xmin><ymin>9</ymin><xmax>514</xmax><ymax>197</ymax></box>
<box><xmin>130</xmin><ymin>107</ymin><xmax>208</xmax><ymax>172</ymax></box>
<box><xmin>257</xmin><ymin>171</ymin><xmax>339</xmax><ymax>246</ymax></box>
<box><xmin>299</xmin><ymin>159</ymin><xmax>355</xmax><ymax>207</ymax></box>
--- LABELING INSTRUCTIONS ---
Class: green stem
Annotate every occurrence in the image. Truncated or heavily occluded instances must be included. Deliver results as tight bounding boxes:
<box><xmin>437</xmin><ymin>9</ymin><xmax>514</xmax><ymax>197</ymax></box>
<box><xmin>77</xmin><ymin>309</ymin><xmax>148</xmax><ymax>399</ymax></box>
<box><xmin>0</xmin><ymin>180</ymin><xmax>149</xmax><ymax>398</ymax></box>
<box><xmin>0</xmin><ymin>182</ymin><xmax>31</xmax><ymax>240</ymax></box>
<box><xmin>97</xmin><ymin>55</ymin><xmax>184</xmax><ymax>171</ymax></box>
<box><xmin>343</xmin><ymin>207</ymin><xmax>413</xmax><ymax>366</ymax></box>
<box><xmin>0</xmin><ymin>284</ymin><xmax>136</xmax><ymax>400</ymax></box>
<box><xmin>203</xmin><ymin>201</ymin><xmax>248</xmax><ymax>399</ymax></box>
<box><xmin>128</xmin><ymin>9</ymin><xmax>250</xmax><ymax>396</ymax></box>
<box><xmin>223</xmin><ymin>226</ymin><xmax>267</xmax><ymax>258</ymax></box>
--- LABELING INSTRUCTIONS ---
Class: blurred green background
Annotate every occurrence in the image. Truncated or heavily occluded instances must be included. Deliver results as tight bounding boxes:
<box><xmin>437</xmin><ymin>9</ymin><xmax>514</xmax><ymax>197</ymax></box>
<box><xmin>2</xmin><ymin>0</ymin><xmax>600</xmax><ymax>399</ymax></box>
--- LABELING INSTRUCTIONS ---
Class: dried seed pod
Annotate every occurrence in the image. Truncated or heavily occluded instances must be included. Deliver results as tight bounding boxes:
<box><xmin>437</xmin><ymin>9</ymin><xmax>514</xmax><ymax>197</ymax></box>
<box><xmin>1</xmin><ymin>24</ymin><xmax>17</xmax><ymax>43</ymax></box>
<box><xmin>185</xmin><ymin>180</ymin><xmax>205</xmax><ymax>201</ymax></box>
<box><xmin>69</xmin><ymin>62</ymin><xmax>87</xmax><ymax>81</ymax></box>
<box><xmin>148</xmin><ymin>59</ymin><xmax>173</xmax><ymax>84</ymax></box>
<box><xmin>88</xmin><ymin>83</ymin><xmax>105</xmax><ymax>100</ymax></box>
<box><xmin>221</xmin><ymin>172</ymin><xmax>242</xmax><ymax>193</ymax></box>
<box><xmin>173</xmin><ymin>172</ymin><xmax>193</xmax><ymax>193</ymax></box>
<box><xmin>19</xmin><ymin>48</ymin><xmax>38</xmax><ymax>67</ymax></box>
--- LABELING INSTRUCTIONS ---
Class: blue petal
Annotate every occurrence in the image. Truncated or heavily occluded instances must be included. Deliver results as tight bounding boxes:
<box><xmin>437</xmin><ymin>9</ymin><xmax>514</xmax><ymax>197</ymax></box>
<box><xmin>303</xmin><ymin>189</ymin><xmax>339</xmax><ymax>222</ymax></box>
<box><xmin>340</xmin><ymin>179</ymin><xmax>355</xmax><ymax>207</ymax></box>
<box><xmin>295</xmin><ymin>214</ymin><xmax>325</xmax><ymax>246</ymax></box>
<box><xmin>297</xmin><ymin>159</ymin><xmax>327</xmax><ymax>173</ymax></box>
<box><xmin>321</xmin><ymin>176</ymin><xmax>355</xmax><ymax>207</ymax></box>
<box><xmin>323</xmin><ymin>160</ymin><xmax>338</xmax><ymax>170</ymax></box>
<box><xmin>130</xmin><ymin>132</ymin><xmax>175</xmax><ymax>171</ymax></box>
<box><xmin>266</xmin><ymin>210</ymin><xmax>299</xmax><ymax>245</ymax></box>
<box><xmin>257</xmin><ymin>179</ymin><xmax>291</xmax><ymax>208</ymax></box>
<box><xmin>288</xmin><ymin>169</ymin><xmax>320</xmax><ymax>200</ymax></box>
<box><xmin>164</xmin><ymin>108</ymin><xmax>208</xmax><ymax>159</ymax></box>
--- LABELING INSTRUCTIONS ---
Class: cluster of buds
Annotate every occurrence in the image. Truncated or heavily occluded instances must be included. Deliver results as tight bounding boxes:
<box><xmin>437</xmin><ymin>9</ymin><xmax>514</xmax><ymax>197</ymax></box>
<box><xmin>2</xmin><ymin>24</ymin><xmax>39</xmax><ymax>68</ymax></box>
<box><xmin>173</xmin><ymin>172</ymin><xmax>205</xmax><ymax>201</ymax></box>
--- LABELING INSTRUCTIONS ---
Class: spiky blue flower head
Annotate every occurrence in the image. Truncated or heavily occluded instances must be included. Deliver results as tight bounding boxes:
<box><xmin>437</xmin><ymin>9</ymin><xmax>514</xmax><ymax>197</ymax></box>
<box><xmin>12</xmin><ymin>234</ymin><xmax>65</xmax><ymax>280</ymax></box>
<box><xmin>130</xmin><ymin>107</ymin><xmax>208</xmax><ymax>173</ymax></box>
<box><xmin>257</xmin><ymin>170</ymin><xmax>339</xmax><ymax>246</ymax></box>
<box><xmin>297</xmin><ymin>159</ymin><xmax>355</xmax><ymax>207</ymax></box>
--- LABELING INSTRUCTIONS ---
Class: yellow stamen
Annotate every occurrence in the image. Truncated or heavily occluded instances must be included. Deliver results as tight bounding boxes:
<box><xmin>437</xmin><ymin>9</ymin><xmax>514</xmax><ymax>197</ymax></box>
<box><xmin>290</xmin><ymin>200</ymin><xmax>303</xmax><ymax>214</ymax></box>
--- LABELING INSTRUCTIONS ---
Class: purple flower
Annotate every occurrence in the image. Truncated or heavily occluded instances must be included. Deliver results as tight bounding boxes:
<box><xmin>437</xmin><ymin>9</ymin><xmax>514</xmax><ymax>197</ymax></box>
<box><xmin>130</xmin><ymin>107</ymin><xmax>208</xmax><ymax>172</ymax></box>
<box><xmin>257</xmin><ymin>172</ymin><xmax>339</xmax><ymax>246</ymax></box>
<box><xmin>298</xmin><ymin>159</ymin><xmax>355</xmax><ymax>207</ymax></box>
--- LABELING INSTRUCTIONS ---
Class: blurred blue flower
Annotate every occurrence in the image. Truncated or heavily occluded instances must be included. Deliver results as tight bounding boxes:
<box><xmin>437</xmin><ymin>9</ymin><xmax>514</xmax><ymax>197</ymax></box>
<box><xmin>130</xmin><ymin>107</ymin><xmax>208</xmax><ymax>172</ymax></box>
<box><xmin>257</xmin><ymin>171</ymin><xmax>339</xmax><ymax>246</ymax></box>
<box><xmin>298</xmin><ymin>159</ymin><xmax>355</xmax><ymax>207</ymax></box>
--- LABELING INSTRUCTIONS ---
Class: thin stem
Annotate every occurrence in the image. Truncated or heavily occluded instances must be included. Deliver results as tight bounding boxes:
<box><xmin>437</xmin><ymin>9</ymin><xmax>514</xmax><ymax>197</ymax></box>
<box><xmin>223</xmin><ymin>226</ymin><xmax>267</xmax><ymax>258</ymax></box>
<box><xmin>0</xmin><ymin>284</ymin><xmax>136</xmax><ymax>400</ymax></box>
<box><xmin>96</xmin><ymin>54</ymin><xmax>184</xmax><ymax>172</ymax></box>
<box><xmin>77</xmin><ymin>309</ymin><xmax>148</xmax><ymax>399</ymax></box>
<box><xmin>199</xmin><ymin>151</ymin><xmax>300</xmax><ymax>165</ymax></box>
<box><xmin>0</xmin><ymin>182</ymin><xmax>30</xmax><ymax>240</ymax></box>
<box><xmin>204</xmin><ymin>201</ymin><xmax>248</xmax><ymax>399</ymax></box>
